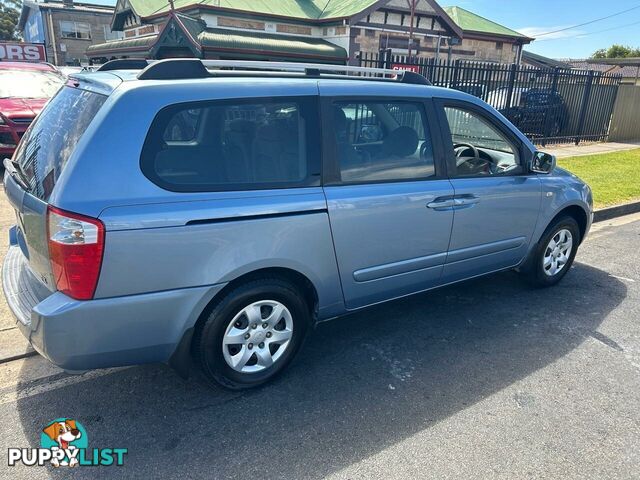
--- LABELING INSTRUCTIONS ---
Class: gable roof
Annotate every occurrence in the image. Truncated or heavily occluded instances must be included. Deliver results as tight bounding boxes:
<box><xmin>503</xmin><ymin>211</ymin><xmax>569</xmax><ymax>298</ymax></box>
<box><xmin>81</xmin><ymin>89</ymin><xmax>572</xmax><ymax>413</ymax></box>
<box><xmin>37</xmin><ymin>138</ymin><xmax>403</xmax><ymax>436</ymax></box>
<box><xmin>122</xmin><ymin>0</ymin><xmax>380</xmax><ymax>21</ymax></box>
<box><xmin>443</xmin><ymin>6</ymin><xmax>531</xmax><ymax>40</ymax></box>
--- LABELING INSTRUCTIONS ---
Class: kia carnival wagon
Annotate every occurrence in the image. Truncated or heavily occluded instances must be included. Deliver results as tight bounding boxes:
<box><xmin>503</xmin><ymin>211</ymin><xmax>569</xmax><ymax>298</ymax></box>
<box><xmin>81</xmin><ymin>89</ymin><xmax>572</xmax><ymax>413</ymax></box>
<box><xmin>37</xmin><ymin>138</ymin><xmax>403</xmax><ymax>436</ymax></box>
<box><xmin>2</xmin><ymin>60</ymin><xmax>593</xmax><ymax>389</ymax></box>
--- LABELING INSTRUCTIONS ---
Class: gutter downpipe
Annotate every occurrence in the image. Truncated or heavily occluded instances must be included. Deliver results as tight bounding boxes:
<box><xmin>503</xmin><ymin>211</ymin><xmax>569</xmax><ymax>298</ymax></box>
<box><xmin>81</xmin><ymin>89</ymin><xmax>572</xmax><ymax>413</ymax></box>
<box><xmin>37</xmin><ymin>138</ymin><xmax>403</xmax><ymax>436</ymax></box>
<box><xmin>47</xmin><ymin>10</ymin><xmax>59</xmax><ymax>65</ymax></box>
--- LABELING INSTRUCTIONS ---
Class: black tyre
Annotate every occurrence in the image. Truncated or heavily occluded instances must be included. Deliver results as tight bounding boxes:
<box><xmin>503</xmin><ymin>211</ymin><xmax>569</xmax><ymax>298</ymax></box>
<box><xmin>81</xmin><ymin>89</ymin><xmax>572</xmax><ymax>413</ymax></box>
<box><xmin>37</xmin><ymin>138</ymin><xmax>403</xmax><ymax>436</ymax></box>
<box><xmin>525</xmin><ymin>216</ymin><xmax>581</xmax><ymax>287</ymax></box>
<box><xmin>194</xmin><ymin>278</ymin><xmax>310</xmax><ymax>389</ymax></box>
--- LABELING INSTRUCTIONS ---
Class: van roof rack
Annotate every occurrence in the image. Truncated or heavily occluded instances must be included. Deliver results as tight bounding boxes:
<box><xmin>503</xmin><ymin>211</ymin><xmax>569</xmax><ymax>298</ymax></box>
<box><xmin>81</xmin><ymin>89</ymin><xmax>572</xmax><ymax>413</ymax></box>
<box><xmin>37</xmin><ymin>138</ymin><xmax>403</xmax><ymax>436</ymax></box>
<box><xmin>135</xmin><ymin>58</ymin><xmax>431</xmax><ymax>85</ymax></box>
<box><xmin>97</xmin><ymin>59</ymin><xmax>150</xmax><ymax>71</ymax></box>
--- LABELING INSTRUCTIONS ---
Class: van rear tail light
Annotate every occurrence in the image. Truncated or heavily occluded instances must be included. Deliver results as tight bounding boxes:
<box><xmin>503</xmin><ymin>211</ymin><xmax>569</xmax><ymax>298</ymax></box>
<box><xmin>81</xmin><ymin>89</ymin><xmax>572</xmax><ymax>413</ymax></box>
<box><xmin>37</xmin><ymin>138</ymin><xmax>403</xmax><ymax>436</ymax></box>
<box><xmin>47</xmin><ymin>206</ymin><xmax>105</xmax><ymax>300</ymax></box>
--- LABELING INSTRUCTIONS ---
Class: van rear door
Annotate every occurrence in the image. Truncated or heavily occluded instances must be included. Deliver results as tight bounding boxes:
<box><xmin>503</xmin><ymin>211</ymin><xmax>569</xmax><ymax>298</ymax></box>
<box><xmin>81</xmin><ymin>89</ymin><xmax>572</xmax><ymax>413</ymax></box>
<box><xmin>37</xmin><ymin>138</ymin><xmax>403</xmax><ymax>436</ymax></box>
<box><xmin>3</xmin><ymin>85</ymin><xmax>107</xmax><ymax>291</ymax></box>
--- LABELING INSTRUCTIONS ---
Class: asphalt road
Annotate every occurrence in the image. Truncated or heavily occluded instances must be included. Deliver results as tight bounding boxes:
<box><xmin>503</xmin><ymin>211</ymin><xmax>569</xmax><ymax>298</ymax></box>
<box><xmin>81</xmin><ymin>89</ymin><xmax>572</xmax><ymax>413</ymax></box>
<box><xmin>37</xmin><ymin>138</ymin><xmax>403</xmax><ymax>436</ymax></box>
<box><xmin>0</xmin><ymin>212</ymin><xmax>639</xmax><ymax>479</ymax></box>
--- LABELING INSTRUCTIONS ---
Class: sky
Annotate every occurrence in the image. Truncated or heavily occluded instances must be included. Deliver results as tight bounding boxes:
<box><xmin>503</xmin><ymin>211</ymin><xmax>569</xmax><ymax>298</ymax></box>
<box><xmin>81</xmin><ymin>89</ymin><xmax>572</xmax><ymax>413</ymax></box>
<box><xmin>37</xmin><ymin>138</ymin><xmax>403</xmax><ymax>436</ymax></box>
<box><xmin>81</xmin><ymin>0</ymin><xmax>639</xmax><ymax>60</ymax></box>
<box><xmin>440</xmin><ymin>0</ymin><xmax>640</xmax><ymax>59</ymax></box>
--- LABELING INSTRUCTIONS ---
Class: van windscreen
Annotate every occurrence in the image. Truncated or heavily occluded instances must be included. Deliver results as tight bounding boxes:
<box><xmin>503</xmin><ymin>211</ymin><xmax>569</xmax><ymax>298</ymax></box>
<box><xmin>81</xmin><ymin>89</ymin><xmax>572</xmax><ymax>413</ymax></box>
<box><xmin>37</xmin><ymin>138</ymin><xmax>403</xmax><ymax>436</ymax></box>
<box><xmin>13</xmin><ymin>86</ymin><xmax>106</xmax><ymax>200</ymax></box>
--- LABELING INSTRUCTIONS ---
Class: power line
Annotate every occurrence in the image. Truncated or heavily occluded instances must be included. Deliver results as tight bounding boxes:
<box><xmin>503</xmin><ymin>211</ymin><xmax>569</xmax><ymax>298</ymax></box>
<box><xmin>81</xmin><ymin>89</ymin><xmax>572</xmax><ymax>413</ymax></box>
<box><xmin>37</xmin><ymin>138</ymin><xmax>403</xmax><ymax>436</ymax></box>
<box><xmin>575</xmin><ymin>19</ymin><xmax>640</xmax><ymax>38</ymax></box>
<box><xmin>548</xmin><ymin>18</ymin><xmax>640</xmax><ymax>40</ymax></box>
<box><xmin>536</xmin><ymin>3</ymin><xmax>640</xmax><ymax>36</ymax></box>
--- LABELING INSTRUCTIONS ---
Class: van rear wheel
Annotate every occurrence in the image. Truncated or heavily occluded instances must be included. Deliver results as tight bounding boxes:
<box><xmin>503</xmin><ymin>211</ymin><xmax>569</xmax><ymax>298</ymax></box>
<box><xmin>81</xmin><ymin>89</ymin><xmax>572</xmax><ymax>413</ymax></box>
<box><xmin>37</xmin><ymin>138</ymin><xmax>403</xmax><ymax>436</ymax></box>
<box><xmin>195</xmin><ymin>279</ymin><xmax>310</xmax><ymax>389</ymax></box>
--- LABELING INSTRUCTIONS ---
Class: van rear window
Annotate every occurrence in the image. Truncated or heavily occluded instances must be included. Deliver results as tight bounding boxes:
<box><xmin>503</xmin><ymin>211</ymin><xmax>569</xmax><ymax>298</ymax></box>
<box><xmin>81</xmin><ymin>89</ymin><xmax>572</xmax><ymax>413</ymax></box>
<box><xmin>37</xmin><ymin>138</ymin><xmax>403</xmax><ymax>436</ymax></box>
<box><xmin>13</xmin><ymin>86</ymin><xmax>106</xmax><ymax>200</ymax></box>
<box><xmin>140</xmin><ymin>97</ymin><xmax>320</xmax><ymax>192</ymax></box>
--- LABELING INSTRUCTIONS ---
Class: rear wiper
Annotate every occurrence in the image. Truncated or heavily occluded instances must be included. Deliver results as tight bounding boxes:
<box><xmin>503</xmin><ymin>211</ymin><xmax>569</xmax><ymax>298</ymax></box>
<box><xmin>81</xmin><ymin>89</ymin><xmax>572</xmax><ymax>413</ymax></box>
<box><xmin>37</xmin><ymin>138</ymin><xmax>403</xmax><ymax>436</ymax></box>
<box><xmin>2</xmin><ymin>158</ymin><xmax>31</xmax><ymax>191</ymax></box>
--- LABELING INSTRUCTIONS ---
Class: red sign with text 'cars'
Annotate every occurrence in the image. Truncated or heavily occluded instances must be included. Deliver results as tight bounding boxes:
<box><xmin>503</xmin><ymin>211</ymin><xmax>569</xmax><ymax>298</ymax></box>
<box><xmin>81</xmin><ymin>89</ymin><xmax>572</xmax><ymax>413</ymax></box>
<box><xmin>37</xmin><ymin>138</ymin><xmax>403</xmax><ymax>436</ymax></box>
<box><xmin>0</xmin><ymin>42</ymin><xmax>47</xmax><ymax>62</ymax></box>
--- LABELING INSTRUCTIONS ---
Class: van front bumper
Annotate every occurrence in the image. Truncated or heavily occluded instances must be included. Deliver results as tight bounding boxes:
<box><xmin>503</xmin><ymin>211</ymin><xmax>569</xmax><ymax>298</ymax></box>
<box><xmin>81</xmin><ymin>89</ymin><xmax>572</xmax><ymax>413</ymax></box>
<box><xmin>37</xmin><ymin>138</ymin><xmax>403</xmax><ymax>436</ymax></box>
<box><xmin>2</xmin><ymin>245</ymin><xmax>224</xmax><ymax>371</ymax></box>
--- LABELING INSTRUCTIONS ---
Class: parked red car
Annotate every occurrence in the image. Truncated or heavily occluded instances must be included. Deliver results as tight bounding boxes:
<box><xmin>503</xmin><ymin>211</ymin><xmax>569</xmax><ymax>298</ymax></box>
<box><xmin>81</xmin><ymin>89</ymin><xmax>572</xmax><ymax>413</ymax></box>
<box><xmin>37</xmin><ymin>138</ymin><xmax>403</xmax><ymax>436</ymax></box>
<box><xmin>0</xmin><ymin>62</ymin><xmax>64</xmax><ymax>160</ymax></box>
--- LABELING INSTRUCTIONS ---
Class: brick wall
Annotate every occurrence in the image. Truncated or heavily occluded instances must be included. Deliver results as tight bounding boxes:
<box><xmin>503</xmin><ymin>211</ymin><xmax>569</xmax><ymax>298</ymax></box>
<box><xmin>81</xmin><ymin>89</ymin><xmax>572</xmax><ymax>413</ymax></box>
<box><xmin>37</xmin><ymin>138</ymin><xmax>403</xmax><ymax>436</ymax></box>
<box><xmin>450</xmin><ymin>38</ymin><xmax>518</xmax><ymax>64</ymax></box>
<box><xmin>44</xmin><ymin>9</ymin><xmax>113</xmax><ymax>65</ymax></box>
<box><xmin>353</xmin><ymin>28</ymin><xmax>519</xmax><ymax>64</ymax></box>
<box><xmin>217</xmin><ymin>16</ymin><xmax>265</xmax><ymax>31</ymax></box>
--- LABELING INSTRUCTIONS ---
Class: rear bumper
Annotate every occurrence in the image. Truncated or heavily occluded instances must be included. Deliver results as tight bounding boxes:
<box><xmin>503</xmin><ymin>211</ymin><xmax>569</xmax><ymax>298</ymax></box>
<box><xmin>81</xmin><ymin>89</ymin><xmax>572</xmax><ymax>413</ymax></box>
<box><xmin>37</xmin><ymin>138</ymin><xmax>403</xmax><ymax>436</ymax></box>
<box><xmin>2</xmin><ymin>245</ymin><xmax>225</xmax><ymax>370</ymax></box>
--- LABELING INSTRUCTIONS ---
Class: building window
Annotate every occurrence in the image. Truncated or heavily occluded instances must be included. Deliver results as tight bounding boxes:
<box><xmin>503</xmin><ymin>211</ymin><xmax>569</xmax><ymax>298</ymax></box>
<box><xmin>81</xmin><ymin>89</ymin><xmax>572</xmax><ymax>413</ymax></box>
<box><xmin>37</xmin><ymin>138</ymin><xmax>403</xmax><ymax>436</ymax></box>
<box><xmin>365</xmin><ymin>29</ymin><xmax>375</xmax><ymax>38</ymax></box>
<box><xmin>60</xmin><ymin>21</ymin><xmax>91</xmax><ymax>40</ymax></box>
<box><xmin>379</xmin><ymin>35</ymin><xmax>419</xmax><ymax>52</ymax></box>
<box><xmin>103</xmin><ymin>26</ymin><xmax>124</xmax><ymax>41</ymax></box>
<box><xmin>496</xmin><ymin>41</ymin><xmax>504</xmax><ymax>50</ymax></box>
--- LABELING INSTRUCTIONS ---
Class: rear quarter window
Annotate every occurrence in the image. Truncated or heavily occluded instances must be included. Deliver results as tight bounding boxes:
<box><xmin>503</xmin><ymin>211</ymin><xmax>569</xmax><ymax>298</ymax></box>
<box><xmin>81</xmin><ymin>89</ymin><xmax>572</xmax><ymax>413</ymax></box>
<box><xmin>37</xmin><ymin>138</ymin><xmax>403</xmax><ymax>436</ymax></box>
<box><xmin>140</xmin><ymin>97</ymin><xmax>320</xmax><ymax>192</ymax></box>
<box><xmin>13</xmin><ymin>86</ymin><xmax>106</xmax><ymax>200</ymax></box>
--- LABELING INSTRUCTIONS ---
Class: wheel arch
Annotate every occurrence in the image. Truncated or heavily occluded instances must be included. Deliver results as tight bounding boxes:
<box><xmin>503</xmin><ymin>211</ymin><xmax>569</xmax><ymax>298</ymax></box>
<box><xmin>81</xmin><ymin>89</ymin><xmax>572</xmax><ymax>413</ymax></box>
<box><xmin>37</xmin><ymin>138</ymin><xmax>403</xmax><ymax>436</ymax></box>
<box><xmin>168</xmin><ymin>267</ymin><xmax>320</xmax><ymax>378</ymax></box>
<box><xmin>519</xmin><ymin>202</ymin><xmax>589</xmax><ymax>275</ymax></box>
<box><xmin>548</xmin><ymin>204</ymin><xmax>589</xmax><ymax>243</ymax></box>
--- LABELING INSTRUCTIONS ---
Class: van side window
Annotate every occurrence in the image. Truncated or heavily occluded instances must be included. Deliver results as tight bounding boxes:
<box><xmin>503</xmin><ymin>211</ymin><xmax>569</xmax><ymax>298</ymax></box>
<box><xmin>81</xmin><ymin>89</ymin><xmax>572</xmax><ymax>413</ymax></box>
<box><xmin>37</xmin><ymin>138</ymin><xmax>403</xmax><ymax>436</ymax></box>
<box><xmin>443</xmin><ymin>106</ymin><xmax>521</xmax><ymax>177</ymax></box>
<box><xmin>332</xmin><ymin>101</ymin><xmax>435</xmax><ymax>183</ymax></box>
<box><xmin>141</xmin><ymin>98</ymin><xmax>319</xmax><ymax>191</ymax></box>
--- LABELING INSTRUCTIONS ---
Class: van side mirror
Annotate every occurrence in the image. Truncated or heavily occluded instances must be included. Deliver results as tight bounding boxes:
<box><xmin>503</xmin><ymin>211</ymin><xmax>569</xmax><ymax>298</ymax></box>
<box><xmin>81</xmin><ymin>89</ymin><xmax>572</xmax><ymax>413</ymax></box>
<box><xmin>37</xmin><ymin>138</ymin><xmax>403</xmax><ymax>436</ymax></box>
<box><xmin>359</xmin><ymin>124</ymin><xmax>383</xmax><ymax>142</ymax></box>
<box><xmin>530</xmin><ymin>151</ymin><xmax>556</xmax><ymax>174</ymax></box>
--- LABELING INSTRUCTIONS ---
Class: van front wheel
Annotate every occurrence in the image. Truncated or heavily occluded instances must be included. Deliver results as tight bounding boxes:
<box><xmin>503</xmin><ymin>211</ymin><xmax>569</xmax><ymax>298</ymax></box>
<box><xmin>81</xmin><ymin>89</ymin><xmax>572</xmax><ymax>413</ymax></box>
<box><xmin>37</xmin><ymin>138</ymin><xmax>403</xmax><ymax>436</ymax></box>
<box><xmin>525</xmin><ymin>216</ymin><xmax>580</xmax><ymax>287</ymax></box>
<box><xmin>195</xmin><ymin>279</ymin><xmax>310</xmax><ymax>389</ymax></box>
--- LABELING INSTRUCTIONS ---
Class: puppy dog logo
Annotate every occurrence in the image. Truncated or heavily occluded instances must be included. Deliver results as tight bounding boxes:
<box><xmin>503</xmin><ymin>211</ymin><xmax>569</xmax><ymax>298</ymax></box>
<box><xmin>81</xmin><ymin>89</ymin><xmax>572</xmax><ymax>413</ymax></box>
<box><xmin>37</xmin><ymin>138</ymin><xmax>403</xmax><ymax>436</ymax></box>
<box><xmin>40</xmin><ymin>418</ymin><xmax>87</xmax><ymax>467</ymax></box>
<box><xmin>8</xmin><ymin>418</ymin><xmax>127</xmax><ymax>467</ymax></box>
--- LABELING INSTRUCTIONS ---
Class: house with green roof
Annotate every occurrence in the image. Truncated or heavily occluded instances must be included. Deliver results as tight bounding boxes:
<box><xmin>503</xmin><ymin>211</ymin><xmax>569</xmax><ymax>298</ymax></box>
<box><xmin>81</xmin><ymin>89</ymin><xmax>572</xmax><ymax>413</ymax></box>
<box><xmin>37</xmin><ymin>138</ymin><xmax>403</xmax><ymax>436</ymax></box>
<box><xmin>86</xmin><ymin>0</ymin><xmax>532</xmax><ymax>65</ymax></box>
<box><xmin>443</xmin><ymin>6</ymin><xmax>533</xmax><ymax>64</ymax></box>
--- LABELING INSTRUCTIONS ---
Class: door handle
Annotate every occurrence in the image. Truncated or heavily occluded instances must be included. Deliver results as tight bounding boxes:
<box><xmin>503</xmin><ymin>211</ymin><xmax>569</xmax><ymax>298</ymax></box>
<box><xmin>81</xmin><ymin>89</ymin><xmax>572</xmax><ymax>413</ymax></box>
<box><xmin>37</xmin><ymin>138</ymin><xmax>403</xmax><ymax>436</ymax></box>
<box><xmin>427</xmin><ymin>198</ymin><xmax>456</xmax><ymax>209</ymax></box>
<box><xmin>454</xmin><ymin>195</ymin><xmax>480</xmax><ymax>207</ymax></box>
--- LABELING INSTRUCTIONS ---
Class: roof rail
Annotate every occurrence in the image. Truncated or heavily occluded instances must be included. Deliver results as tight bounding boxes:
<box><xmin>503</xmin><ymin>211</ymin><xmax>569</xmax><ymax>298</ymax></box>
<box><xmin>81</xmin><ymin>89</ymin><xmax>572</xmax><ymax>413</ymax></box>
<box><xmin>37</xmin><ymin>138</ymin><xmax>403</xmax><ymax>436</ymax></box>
<box><xmin>136</xmin><ymin>58</ymin><xmax>431</xmax><ymax>85</ymax></box>
<box><xmin>97</xmin><ymin>59</ymin><xmax>150</xmax><ymax>72</ymax></box>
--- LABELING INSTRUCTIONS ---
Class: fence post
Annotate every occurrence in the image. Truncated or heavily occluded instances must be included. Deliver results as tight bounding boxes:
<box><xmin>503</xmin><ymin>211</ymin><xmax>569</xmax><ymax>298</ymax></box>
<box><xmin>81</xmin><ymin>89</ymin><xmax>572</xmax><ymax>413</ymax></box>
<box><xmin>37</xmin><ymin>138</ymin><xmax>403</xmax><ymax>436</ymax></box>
<box><xmin>378</xmin><ymin>48</ymin><xmax>391</xmax><ymax>69</ymax></box>
<box><xmin>505</xmin><ymin>63</ymin><xmax>518</xmax><ymax>109</ymax></box>
<box><xmin>551</xmin><ymin>67</ymin><xmax>560</xmax><ymax>93</ymax></box>
<box><xmin>452</xmin><ymin>59</ymin><xmax>461</xmax><ymax>88</ymax></box>
<box><xmin>575</xmin><ymin>70</ymin><xmax>595</xmax><ymax>145</ymax></box>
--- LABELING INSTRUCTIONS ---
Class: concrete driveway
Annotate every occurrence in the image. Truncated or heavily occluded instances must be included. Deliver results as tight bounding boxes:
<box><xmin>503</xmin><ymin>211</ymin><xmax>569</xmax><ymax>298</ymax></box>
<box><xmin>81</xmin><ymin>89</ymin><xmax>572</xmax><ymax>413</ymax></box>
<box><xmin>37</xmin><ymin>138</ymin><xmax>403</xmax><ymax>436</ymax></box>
<box><xmin>0</xmin><ymin>197</ymin><xmax>638</xmax><ymax>478</ymax></box>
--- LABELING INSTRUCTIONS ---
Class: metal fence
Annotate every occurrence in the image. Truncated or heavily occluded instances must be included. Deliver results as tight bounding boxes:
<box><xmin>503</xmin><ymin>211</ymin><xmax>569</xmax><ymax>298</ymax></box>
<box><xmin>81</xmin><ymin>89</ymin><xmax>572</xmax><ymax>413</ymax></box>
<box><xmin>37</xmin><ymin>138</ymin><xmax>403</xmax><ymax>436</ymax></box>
<box><xmin>609</xmin><ymin>85</ymin><xmax>640</xmax><ymax>142</ymax></box>
<box><xmin>359</xmin><ymin>51</ymin><xmax>622</xmax><ymax>146</ymax></box>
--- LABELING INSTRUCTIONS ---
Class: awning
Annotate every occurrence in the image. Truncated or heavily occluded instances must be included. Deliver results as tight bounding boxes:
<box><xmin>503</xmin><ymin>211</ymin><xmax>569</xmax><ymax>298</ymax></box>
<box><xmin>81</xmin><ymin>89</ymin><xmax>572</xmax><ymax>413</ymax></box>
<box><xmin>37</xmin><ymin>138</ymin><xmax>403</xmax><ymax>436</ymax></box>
<box><xmin>86</xmin><ymin>35</ymin><xmax>158</xmax><ymax>57</ymax></box>
<box><xmin>197</xmin><ymin>28</ymin><xmax>347</xmax><ymax>63</ymax></box>
<box><xmin>87</xmin><ymin>21</ymin><xmax>347</xmax><ymax>64</ymax></box>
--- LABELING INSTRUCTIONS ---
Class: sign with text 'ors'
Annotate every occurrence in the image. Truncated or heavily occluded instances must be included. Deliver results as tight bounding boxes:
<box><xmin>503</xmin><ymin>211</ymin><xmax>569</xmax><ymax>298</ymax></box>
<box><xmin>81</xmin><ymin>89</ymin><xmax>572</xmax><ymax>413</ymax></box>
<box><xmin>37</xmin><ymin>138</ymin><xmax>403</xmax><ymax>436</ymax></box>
<box><xmin>0</xmin><ymin>42</ymin><xmax>47</xmax><ymax>62</ymax></box>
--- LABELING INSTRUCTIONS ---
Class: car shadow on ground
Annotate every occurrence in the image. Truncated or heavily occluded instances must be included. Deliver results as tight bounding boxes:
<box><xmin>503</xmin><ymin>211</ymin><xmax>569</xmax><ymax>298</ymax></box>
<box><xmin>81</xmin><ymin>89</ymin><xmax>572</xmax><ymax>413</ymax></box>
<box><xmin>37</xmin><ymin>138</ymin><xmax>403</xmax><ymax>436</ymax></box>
<box><xmin>16</xmin><ymin>263</ymin><xmax>625</xmax><ymax>479</ymax></box>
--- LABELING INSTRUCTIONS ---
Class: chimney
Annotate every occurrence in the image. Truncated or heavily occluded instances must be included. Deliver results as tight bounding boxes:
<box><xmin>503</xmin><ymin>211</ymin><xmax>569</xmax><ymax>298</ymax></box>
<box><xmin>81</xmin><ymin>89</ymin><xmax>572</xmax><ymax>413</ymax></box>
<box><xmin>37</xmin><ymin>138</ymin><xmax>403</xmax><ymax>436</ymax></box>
<box><xmin>62</xmin><ymin>0</ymin><xmax>74</xmax><ymax>7</ymax></box>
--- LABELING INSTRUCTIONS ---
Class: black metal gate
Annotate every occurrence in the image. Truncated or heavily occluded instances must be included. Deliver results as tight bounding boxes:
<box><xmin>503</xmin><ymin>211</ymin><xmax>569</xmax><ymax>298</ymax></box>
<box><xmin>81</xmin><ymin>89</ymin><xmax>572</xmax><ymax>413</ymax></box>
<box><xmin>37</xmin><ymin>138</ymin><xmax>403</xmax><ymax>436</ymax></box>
<box><xmin>359</xmin><ymin>51</ymin><xmax>622</xmax><ymax>146</ymax></box>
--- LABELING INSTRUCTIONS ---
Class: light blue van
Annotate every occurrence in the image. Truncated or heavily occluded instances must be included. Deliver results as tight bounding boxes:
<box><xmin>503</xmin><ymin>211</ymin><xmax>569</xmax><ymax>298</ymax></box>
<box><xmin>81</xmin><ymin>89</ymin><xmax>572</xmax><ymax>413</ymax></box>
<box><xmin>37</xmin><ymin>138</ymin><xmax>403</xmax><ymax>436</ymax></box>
<box><xmin>2</xmin><ymin>60</ymin><xmax>593</xmax><ymax>389</ymax></box>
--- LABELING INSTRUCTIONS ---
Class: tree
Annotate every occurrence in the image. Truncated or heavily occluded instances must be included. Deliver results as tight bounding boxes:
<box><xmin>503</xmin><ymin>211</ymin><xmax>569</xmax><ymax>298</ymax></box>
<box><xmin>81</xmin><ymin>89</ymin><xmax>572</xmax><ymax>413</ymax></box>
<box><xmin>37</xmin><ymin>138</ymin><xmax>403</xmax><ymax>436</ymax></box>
<box><xmin>0</xmin><ymin>0</ymin><xmax>22</xmax><ymax>41</ymax></box>
<box><xmin>591</xmin><ymin>44</ymin><xmax>640</xmax><ymax>59</ymax></box>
